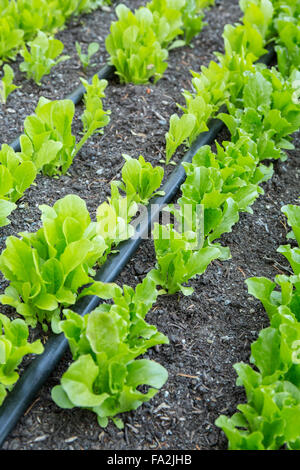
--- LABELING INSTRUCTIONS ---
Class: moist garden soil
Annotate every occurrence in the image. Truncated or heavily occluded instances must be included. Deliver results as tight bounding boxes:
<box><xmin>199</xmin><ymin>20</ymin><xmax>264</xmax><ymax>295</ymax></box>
<box><xmin>0</xmin><ymin>0</ymin><xmax>299</xmax><ymax>450</ymax></box>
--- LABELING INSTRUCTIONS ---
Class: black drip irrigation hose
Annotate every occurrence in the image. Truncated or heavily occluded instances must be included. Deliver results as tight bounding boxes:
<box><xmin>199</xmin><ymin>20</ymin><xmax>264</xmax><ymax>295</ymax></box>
<box><xmin>0</xmin><ymin>47</ymin><xmax>275</xmax><ymax>448</ymax></box>
<box><xmin>9</xmin><ymin>64</ymin><xmax>115</xmax><ymax>153</ymax></box>
<box><xmin>0</xmin><ymin>117</ymin><xmax>224</xmax><ymax>449</ymax></box>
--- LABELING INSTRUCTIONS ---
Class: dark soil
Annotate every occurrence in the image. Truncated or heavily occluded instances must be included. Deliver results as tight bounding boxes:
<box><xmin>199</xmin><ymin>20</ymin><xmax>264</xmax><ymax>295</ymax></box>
<box><xmin>0</xmin><ymin>0</ymin><xmax>299</xmax><ymax>450</ymax></box>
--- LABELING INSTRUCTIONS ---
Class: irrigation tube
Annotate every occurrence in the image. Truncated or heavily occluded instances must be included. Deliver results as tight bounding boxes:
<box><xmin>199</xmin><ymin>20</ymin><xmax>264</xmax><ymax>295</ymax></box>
<box><xmin>0</xmin><ymin>116</ymin><xmax>224</xmax><ymax>448</ymax></box>
<box><xmin>0</xmin><ymin>48</ymin><xmax>275</xmax><ymax>448</ymax></box>
<box><xmin>9</xmin><ymin>64</ymin><xmax>115</xmax><ymax>153</ymax></box>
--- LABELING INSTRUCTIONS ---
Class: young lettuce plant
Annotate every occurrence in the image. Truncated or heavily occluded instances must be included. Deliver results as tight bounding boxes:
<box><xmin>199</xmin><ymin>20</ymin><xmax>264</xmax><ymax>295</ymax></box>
<box><xmin>0</xmin><ymin>200</ymin><xmax>16</xmax><ymax>228</ymax></box>
<box><xmin>105</xmin><ymin>4</ymin><xmax>168</xmax><ymax>84</ymax></box>
<box><xmin>96</xmin><ymin>183</ymin><xmax>138</xmax><ymax>263</ymax></box>
<box><xmin>0</xmin><ymin>194</ymin><xmax>120</xmax><ymax>331</ymax></box>
<box><xmin>149</xmin><ymin>223</ymin><xmax>220</xmax><ymax>296</ymax></box>
<box><xmin>180</xmin><ymin>0</ymin><xmax>206</xmax><ymax>46</ymax></box>
<box><xmin>52</xmin><ymin>276</ymin><xmax>169</xmax><ymax>429</ymax></box>
<box><xmin>146</xmin><ymin>0</ymin><xmax>185</xmax><ymax>49</ymax></box>
<box><xmin>20</xmin><ymin>97</ymin><xmax>76</xmax><ymax>176</ymax></box>
<box><xmin>165</xmin><ymin>113</ymin><xmax>197</xmax><ymax>164</ymax></box>
<box><xmin>0</xmin><ymin>144</ymin><xmax>36</xmax><ymax>227</ymax></box>
<box><xmin>0</xmin><ymin>144</ymin><xmax>37</xmax><ymax>203</ymax></box>
<box><xmin>116</xmin><ymin>154</ymin><xmax>164</xmax><ymax>204</ymax></box>
<box><xmin>95</xmin><ymin>154</ymin><xmax>165</xmax><ymax>261</ymax></box>
<box><xmin>146</xmin><ymin>0</ymin><xmax>215</xmax><ymax>49</ymax></box>
<box><xmin>275</xmin><ymin>13</ymin><xmax>300</xmax><ymax>77</ymax></box>
<box><xmin>76</xmin><ymin>41</ymin><xmax>99</xmax><ymax>71</ymax></box>
<box><xmin>218</xmin><ymin>68</ymin><xmax>300</xmax><ymax>162</ymax></box>
<box><xmin>0</xmin><ymin>65</ymin><xmax>20</xmax><ymax>105</ymax></box>
<box><xmin>105</xmin><ymin>0</ymin><xmax>214</xmax><ymax>85</ymax></box>
<box><xmin>7</xmin><ymin>0</ymin><xmax>66</xmax><ymax>42</ymax></box>
<box><xmin>216</xmin><ymin>330</ymin><xmax>300</xmax><ymax>450</ymax></box>
<box><xmin>0</xmin><ymin>16</ymin><xmax>24</xmax><ymax>60</ymax></box>
<box><xmin>20</xmin><ymin>31</ymin><xmax>70</xmax><ymax>85</ymax></box>
<box><xmin>19</xmin><ymin>88</ymin><xmax>110</xmax><ymax>176</ymax></box>
<box><xmin>76</xmin><ymin>75</ymin><xmax>111</xmax><ymax>155</ymax></box>
<box><xmin>0</xmin><ymin>313</ymin><xmax>44</xmax><ymax>406</ymax></box>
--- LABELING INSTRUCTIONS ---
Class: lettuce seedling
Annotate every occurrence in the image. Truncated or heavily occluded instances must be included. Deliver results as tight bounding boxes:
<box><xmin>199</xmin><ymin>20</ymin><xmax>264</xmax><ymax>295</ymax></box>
<box><xmin>216</xmin><ymin>366</ymin><xmax>300</xmax><ymax>449</ymax></box>
<box><xmin>0</xmin><ymin>16</ymin><xmax>24</xmax><ymax>60</ymax></box>
<box><xmin>96</xmin><ymin>192</ymin><xmax>137</xmax><ymax>259</ymax></box>
<box><xmin>106</xmin><ymin>4</ymin><xmax>168</xmax><ymax>84</ymax></box>
<box><xmin>80</xmin><ymin>76</ymin><xmax>110</xmax><ymax>133</ymax></box>
<box><xmin>216</xmin><ymin>290</ymin><xmax>300</xmax><ymax>449</ymax></box>
<box><xmin>76</xmin><ymin>41</ymin><xmax>99</xmax><ymax>70</ymax></box>
<box><xmin>20</xmin><ymin>31</ymin><xmax>69</xmax><ymax>85</ymax></box>
<box><xmin>52</xmin><ymin>277</ymin><xmax>169</xmax><ymax>428</ymax></box>
<box><xmin>281</xmin><ymin>203</ymin><xmax>300</xmax><ymax>246</ymax></box>
<box><xmin>20</xmin><ymin>96</ymin><xmax>76</xmax><ymax>176</ymax></box>
<box><xmin>275</xmin><ymin>18</ymin><xmax>300</xmax><ymax>77</ymax></box>
<box><xmin>0</xmin><ymin>144</ymin><xmax>36</xmax><ymax>227</ymax></box>
<box><xmin>0</xmin><ymin>199</ymin><xmax>16</xmax><ymax>228</ymax></box>
<box><xmin>0</xmin><ymin>0</ymin><xmax>111</xmax><ymax>61</ymax></box>
<box><xmin>116</xmin><ymin>154</ymin><xmax>164</xmax><ymax>204</ymax></box>
<box><xmin>149</xmin><ymin>223</ymin><xmax>220</xmax><ymax>295</ymax></box>
<box><xmin>0</xmin><ymin>195</ymin><xmax>119</xmax><ymax>331</ymax></box>
<box><xmin>176</xmin><ymin>144</ymin><xmax>264</xmax><ymax>259</ymax></box>
<box><xmin>96</xmin><ymin>154</ymin><xmax>165</xmax><ymax>256</ymax></box>
<box><xmin>76</xmin><ymin>75</ymin><xmax>111</xmax><ymax>154</ymax></box>
<box><xmin>147</xmin><ymin>0</ymin><xmax>185</xmax><ymax>49</ymax></box>
<box><xmin>165</xmin><ymin>113</ymin><xmax>196</xmax><ymax>164</ymax></box>
<box><xmin>19</xmin><ymin>82</ymin><xmax>110</xmax><ymax>176</ymax></box>
<box><xmin>0</xmin><ymin>65</ymin><xmax>20</xmax><ymax>105</ymax></box>
<box><xmin>180</xmin><ymin>0</ymin><xmax>206</xmax><ymax>45</ymax></box>
<box><xmin>9</xmin><ymin>0</ymin><xmax>65</xmax><ymax>41</ymax></box>
<box><xmin>105</xmin><ymin>0</ymin><xmax>215</xmax><ymax>84</ymax></box>
<box><xmin>0</xmin><ymin>313</ymin><xmax>43</xmax><ymax>406</ymax></box>
<box><xmin>0</xmin><ymin>144</ymin><xmax>37</xmax><ymax>203</ymax></box>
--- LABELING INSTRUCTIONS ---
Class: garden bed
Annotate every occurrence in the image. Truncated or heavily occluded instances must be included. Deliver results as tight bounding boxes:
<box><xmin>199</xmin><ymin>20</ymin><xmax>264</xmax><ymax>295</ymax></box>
<box><xmin>0</xmin><ymin>0</ymin><xmax>299</xmax><ymax>450</ymax></box>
